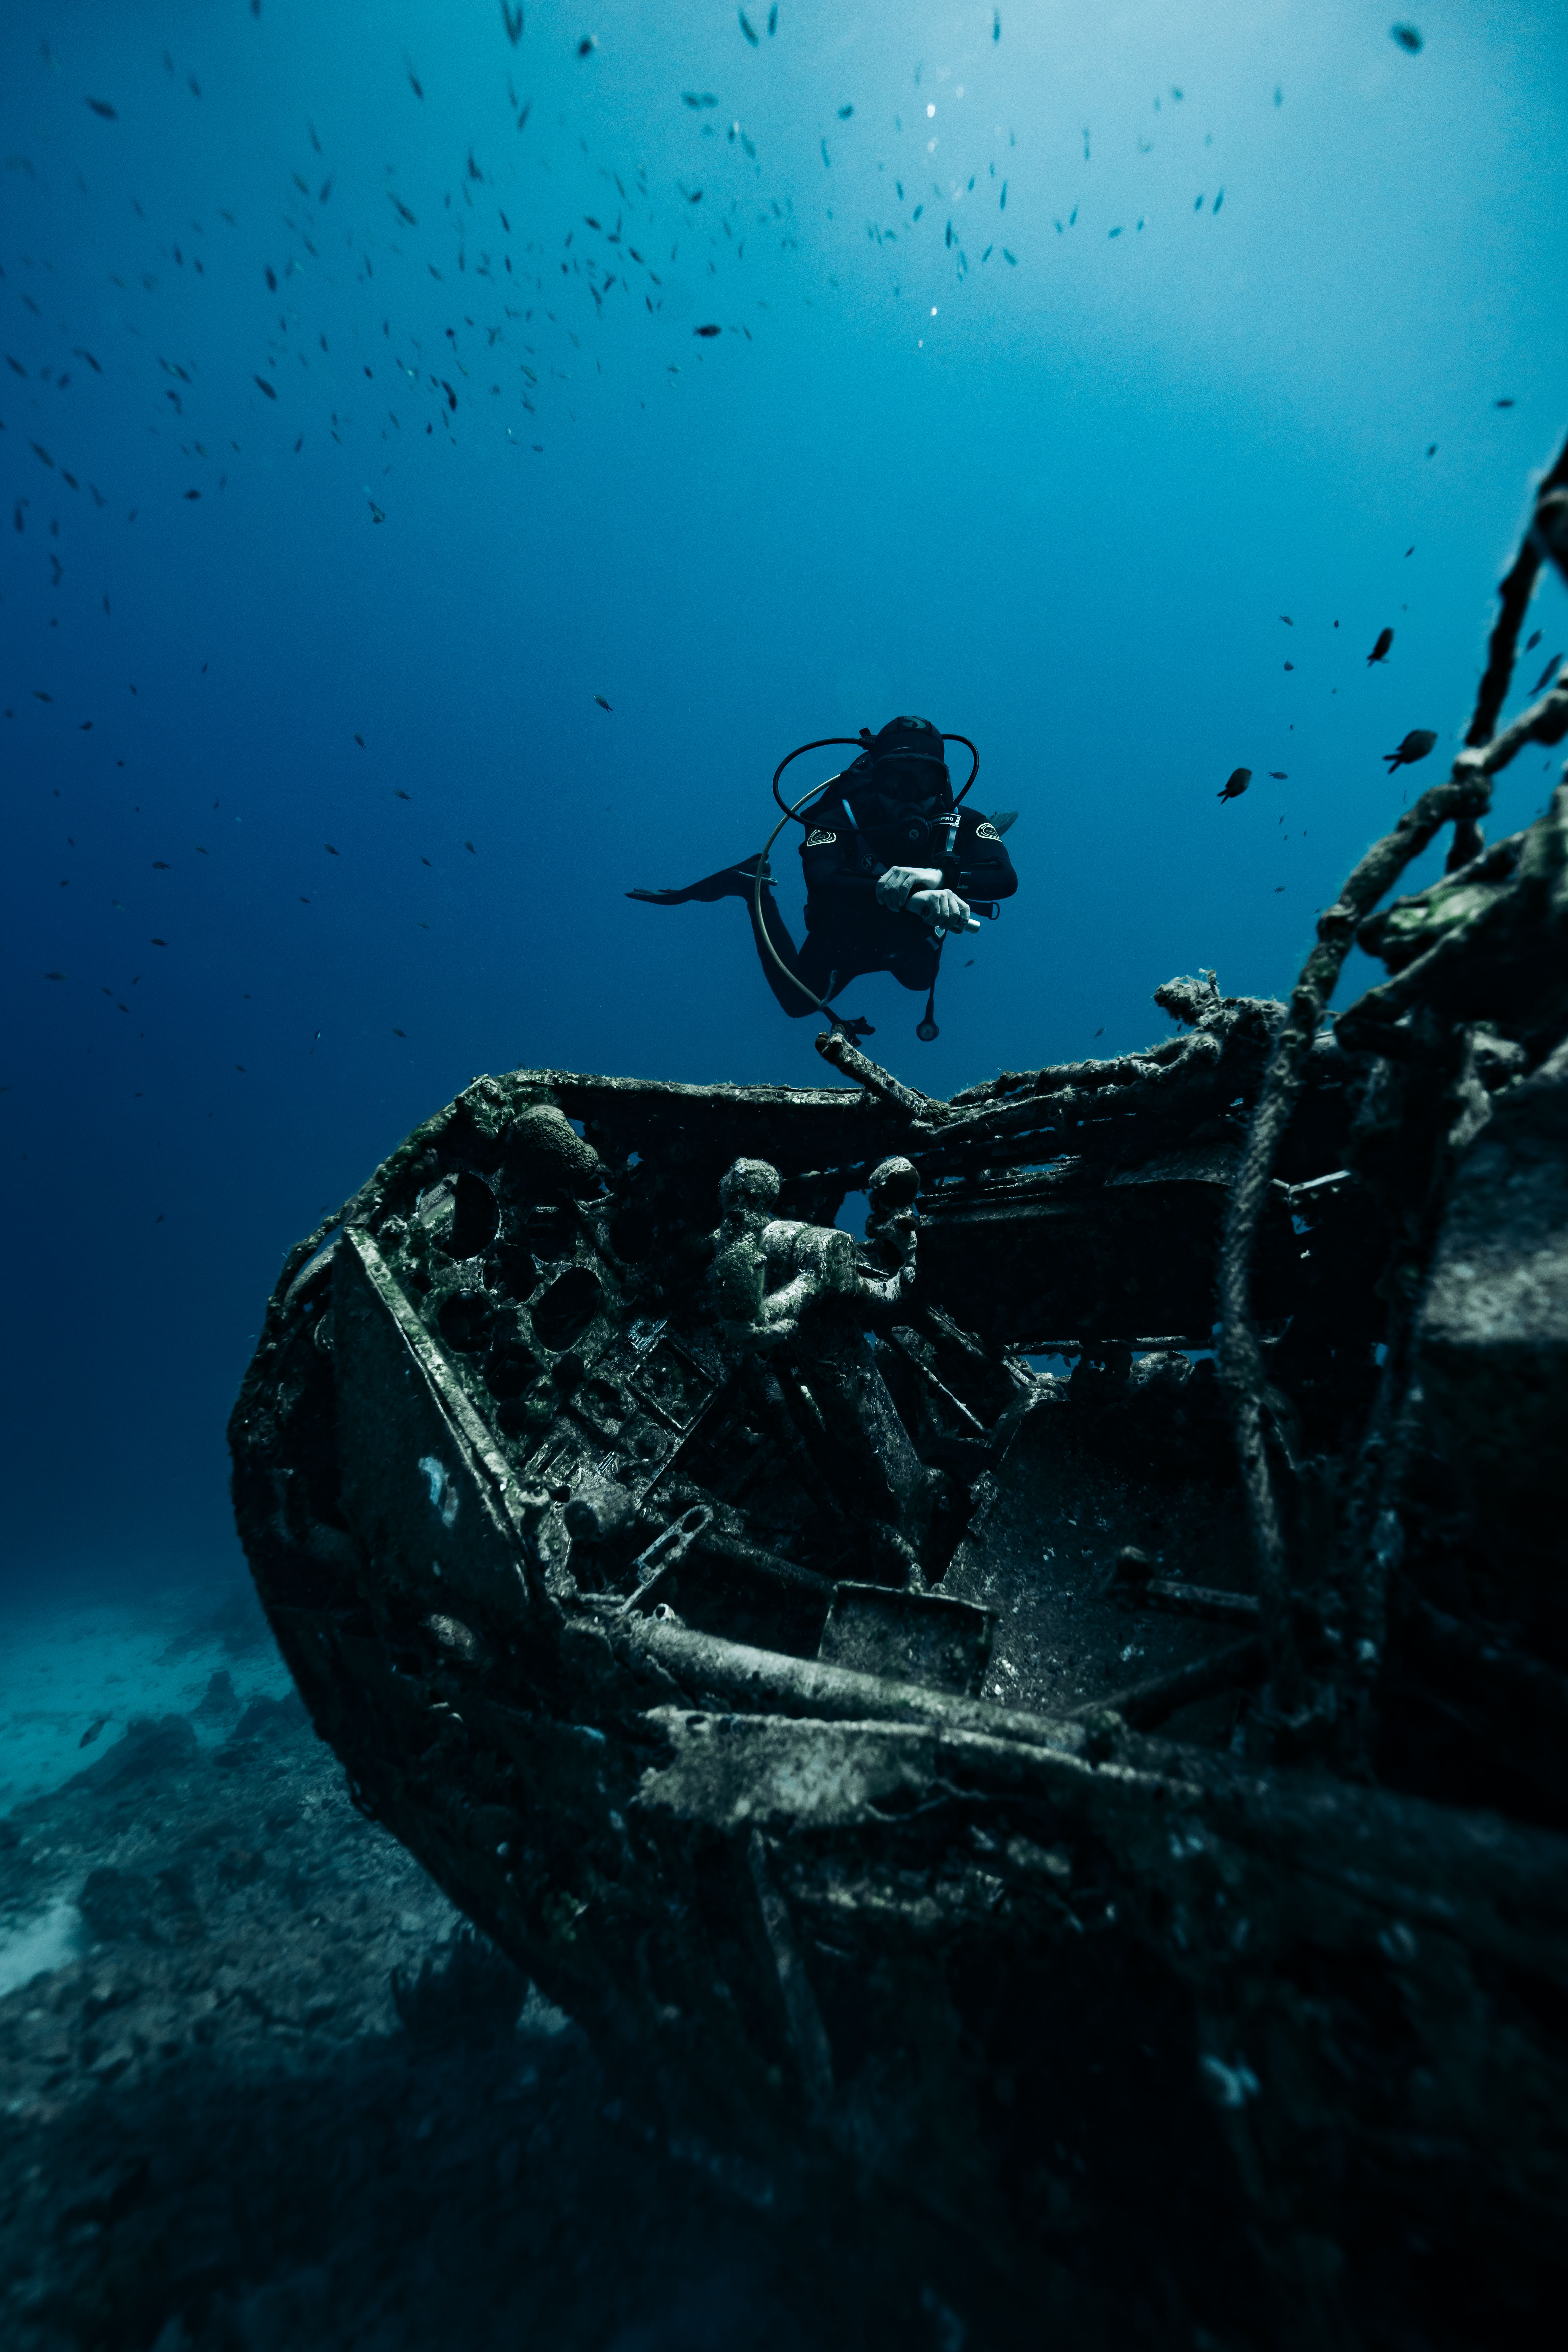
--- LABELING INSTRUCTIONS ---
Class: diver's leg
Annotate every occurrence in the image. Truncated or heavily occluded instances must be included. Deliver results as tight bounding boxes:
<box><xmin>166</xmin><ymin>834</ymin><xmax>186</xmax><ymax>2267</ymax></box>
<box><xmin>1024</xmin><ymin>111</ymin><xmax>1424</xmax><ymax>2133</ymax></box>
<box><xmin>626</xmin><ymin>854</ymin><xmax>769</xmax><ymax>907</ymax></box>
<box><xmin>751</xmin><ymin>892</ymin><xmax>831</xmax><ymax>1017</ymax></box>
<box><xmin>885</xmin><ymin>935</ymin><xmax>941</xmax><ymax>994</ymax></box>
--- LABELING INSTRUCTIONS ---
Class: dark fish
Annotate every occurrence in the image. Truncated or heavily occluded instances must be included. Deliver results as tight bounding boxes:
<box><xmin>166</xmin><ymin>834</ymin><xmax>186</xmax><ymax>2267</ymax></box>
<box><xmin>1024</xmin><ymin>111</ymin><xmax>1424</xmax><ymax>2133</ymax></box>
<box><xmin>768</xmin><ymin>2</ymin><xmax>777</xmax><ymax>28</ymax></box>
<box><xmin>595</xmin><ymin>694</ymin><xmax>612</xmax><ymax>710</ymax></box>
<box><xmin>739</xmin><ymin>10</ymin><xmax>759</xmax><ymax>44</ymax></box>
<box><xmin>355</xmin><ymin>733</ymin><xmax>365</xmax><ymax>746</ymax></box>
<box><xmin>79</xmin><ymin>1715</ymin><xmax>110</xmax><ymax>1748</ymax></box>
<box><xmin>153</xmin><ymin>860</ymin><xmax>170</xmax><ymax>869</ymax></box>
<box><xmin>266</xmin><ymin>266</ymin><xmax>277</xmax><ymax>290</ymax></box>
<box><xmin>465</xmin><ymin>841</ymin><xmax>476</xmax><ymax>854</ymax></box>
<box><xmin>33</xmin><ymin>690</ymin><xmax>52</xmax><ymax>701</ymax></box>
<box><xmin>501</xmin><ymin>2</ymin><xmax>523</xmax><ymax>44</ymax></box>
<box><xmin>393</xmin><ymin>1027</ymin><xmax>408</xmax><ymax>1037</ymax></box>
<box><xmin>87</xmin><ymin>97</ymin><xmax>118</xmax><ymax>119</ymax></box>
<box><xmin>46</xmin><ymin>970</ymin><xmax>66</xmax><ymax>980</ymax></box>
<box><xmin>1427</xmin><ymin>443</ymin><xmax>1436</xmax><ymax>456</ymax></box>
<box><xmin>1532</xmin><ymin>653</ymin><xmax>1563</xmax><ymax>693</ymax></box>
<box><xmin>72</xmin><ymin>347</ymin><xmax>103</xmax><ymax>372</ymax></box>
<box><xmin>5</xmin><ymin>355</ymin><xmax>26</xmax><ymax>376</ymax></box>
<box><xmin>838</xmin><ymin>104</ymin><xmax>853</xmax><ymax>119</ymax></box>
<box><xmin>577</xmin><ymin>37</ymin><xmax>597</xmax><ymax>58</ymax></box>
<box><xmin>406</xmin><ymin>62</ymin><xmax>423</xmax><ymax>97</ymax></box>
<box><xmin>1367</xmin><ymin>626</ymin><xmax>1394</xmax><ymax>666</ymax></box>
<box><xmin>325</xmin><ymin>843</ymin><xmax>339</xmax><ymax>855</ymax></box>
<box><xmin>1494</xmin><ymin>397</ymin><xmax>1515</xmax><ymax>409</ymax></box>
<box><xmin>254</xmin><ymin>375</ymin><xmax>277</xmax><ymax>399</ymax></box>
<box><xmin>682</xmin><ymin>93</ymin><xmax>719</xmax><ymax>108</ymax></box>
<box><xmin>1280</xmin><ymin>615</ymin><xmax>1292</xmax><ymax>625</ymax></box>
<box><xmin>151</xmin><ymin>937</ymin><xmax>168</xmax><ymax>946</ymax></box>
<box><xmin>368</xmin><ymin>500</ymin><xmax>385</xmax><ymax>522</ymax></box>
<box><xmin>1383</xmin><ymin>728</ymin><xmax>1437</xmax><ymax>773</ymax></box>
<box><xmin>394</xmin><ymin>788</ymin><xmax>412</xmax><ymax>800</ymax></box>
<box><xmin>184</xmin><ymin>488</ymin><xmax>201</xmax><ymax>499</ymax></box>
<box><xmin>1218</xmin><ymin>767</ymin><xmax>1251</xmax><ymax>802</ymax></box>
<box><xmin>1268</xmin><ymin>770</ymin><xmax>1288</xmax><ymax>779</ymax></box>
<box><xmin>1526</xmin><ymin>629</ymin><xmax>1542</xmax><ymax>651</ymax></box>
<box><xmin>994</xmin><ymin>8</ymin><xmax>1002</xmax><ymax>38</ymax></box>
<box><xmin>1391</xmin><ymin>24</ymin><xmax>1423</xmax><ymax>52</ymax></box>
<box><xmin>390</xmin><ymin>193</ymin><xmax>418</xmax><ymax>225</ymax></box>
<box><xmin>1283</xmin><ymin>661</ymin><xmax>1294</xmax><ymax>671</ymax></box>
<box><xmin>694</xmin><ymin>323</ymin><xmax>720</xmax><ymax>337</ymax></box>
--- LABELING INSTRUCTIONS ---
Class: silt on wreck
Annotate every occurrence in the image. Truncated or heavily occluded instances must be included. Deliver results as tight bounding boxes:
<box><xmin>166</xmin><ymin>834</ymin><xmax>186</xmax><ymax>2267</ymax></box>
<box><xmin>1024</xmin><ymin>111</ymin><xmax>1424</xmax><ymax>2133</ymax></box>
<box><xmin>230</xmin><ymin>448</ymin><xmax>1568</xmax><ymax>2349</ymax></box>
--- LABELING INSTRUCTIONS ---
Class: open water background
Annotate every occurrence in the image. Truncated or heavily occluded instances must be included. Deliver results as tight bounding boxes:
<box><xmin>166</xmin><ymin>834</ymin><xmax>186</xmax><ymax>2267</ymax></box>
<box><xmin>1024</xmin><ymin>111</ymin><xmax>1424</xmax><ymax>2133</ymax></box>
<box><xmin>3</xmin><ymin>1</ymin><xmax>1566</xmax><ymax>1613</ymax></box>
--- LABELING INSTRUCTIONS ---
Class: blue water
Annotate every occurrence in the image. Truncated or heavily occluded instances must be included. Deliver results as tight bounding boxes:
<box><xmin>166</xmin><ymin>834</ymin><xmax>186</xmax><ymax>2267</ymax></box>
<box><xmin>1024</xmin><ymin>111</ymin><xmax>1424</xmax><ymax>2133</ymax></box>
<box><xmin>3</xmin><ymin>2</ymin><xmax>1565</xmax><ymax>1599</ymax></box>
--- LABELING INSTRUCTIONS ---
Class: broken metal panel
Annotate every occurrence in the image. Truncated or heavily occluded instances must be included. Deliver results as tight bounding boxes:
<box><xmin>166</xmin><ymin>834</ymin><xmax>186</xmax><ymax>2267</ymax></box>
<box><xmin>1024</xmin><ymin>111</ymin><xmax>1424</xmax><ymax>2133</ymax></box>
<box><xmin>333</xmin><ymin>1229</ymin><xmax>544</xmax><ymax>1634</ymax></box>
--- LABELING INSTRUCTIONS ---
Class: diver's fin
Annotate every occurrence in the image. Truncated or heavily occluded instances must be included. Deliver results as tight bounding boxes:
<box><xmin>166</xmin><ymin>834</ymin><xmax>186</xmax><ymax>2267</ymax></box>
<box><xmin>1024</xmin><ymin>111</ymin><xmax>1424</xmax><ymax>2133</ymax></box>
<box><xmin>627</xmin><ymin>856</ymin><xmax>770</xmax><ymax>908</ymax></box>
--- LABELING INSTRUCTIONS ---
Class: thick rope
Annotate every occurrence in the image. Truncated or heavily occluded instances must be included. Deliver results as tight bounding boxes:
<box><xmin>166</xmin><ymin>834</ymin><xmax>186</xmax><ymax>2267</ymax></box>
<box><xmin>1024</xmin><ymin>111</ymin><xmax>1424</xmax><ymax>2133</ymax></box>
<box><xmin>1218</xmin><ymin>433</ymin><xmax>1568</xmax><ymax>1712</ymax></box>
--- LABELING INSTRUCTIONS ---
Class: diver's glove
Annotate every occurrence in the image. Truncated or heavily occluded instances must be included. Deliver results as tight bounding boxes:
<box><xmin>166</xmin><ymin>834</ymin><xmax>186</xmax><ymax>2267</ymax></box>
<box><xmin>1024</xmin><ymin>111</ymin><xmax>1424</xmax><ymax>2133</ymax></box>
<box><xmin>910</xmin><ymin>886</ymin><xmax>980</xmax><ymax>936</ymax></box>
<box><xmin>876</xmin><ymin>865</ymin><xmax>943</xmax><ymax>912</ymax></box>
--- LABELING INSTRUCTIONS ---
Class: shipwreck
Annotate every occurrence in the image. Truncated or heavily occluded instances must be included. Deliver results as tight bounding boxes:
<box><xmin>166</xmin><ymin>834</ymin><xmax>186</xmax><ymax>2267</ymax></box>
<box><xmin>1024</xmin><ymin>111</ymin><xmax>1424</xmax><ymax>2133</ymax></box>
<box><xmin>231</xmin><ymin>447</ymin><xmax>1568</xmax><ymax>2348</ymax></box>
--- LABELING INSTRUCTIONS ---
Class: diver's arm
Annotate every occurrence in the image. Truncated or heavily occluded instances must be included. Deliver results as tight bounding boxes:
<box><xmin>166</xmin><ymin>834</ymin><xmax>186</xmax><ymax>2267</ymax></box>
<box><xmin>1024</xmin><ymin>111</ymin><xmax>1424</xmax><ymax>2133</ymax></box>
<box><xmin>875</xmin><ymin>865</ymin><xmax>942</xmax><ymax>912</ymax></box>
<box><xmin>800</xmin><ymin>825</ymin><xmax>881</xmax><ymax>911</ymax></box>
<box><xmin>954</xmin><ymin>814</ymin><xmax>1018</xmax><ymax>901</ymax></box>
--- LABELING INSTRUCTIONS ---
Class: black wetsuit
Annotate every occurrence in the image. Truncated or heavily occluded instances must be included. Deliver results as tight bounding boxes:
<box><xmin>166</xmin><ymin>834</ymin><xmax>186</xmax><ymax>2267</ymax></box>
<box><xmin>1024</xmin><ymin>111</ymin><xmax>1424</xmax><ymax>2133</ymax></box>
<box><xmin>765</xmin><ymin>794</ymin><xmax>1017</xmax><ymax>1015</ymax></box>
<box><xmin>628</xmin><ymin>793</ymin><xmax>1017</xmax><ymax>1029</ymax></box>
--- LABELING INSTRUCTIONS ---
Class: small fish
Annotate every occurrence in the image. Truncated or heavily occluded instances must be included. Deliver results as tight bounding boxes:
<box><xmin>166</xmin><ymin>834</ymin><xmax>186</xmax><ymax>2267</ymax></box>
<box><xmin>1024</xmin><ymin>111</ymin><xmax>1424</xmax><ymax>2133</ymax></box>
<box><xmin>1391</xmin><ymin>24</ymin><xmax>1423</xmax><ymax>53</ymax></box>
<box><xmin>595</xmin><ymin>694</ymin><xmax>612</xmax><ymax>710</ymax></box>
<box><xmin>1531</xmin><ymin>653</ymin><xmax>1563</xmax><ymax>693</ymax></box>
<box><xmin>1405</xmin><ymin>546</ymin><xmax>1414</xmax><ymax>557</ymax></box>
<box><xmin>694</xmin><ymin>323</ymin><xmax>720</xmax><ymax>337</ymax></box>
<box><xmin>1427</xmin><ymin>443</ymin><xmax>1436</xmax><ymax>456</ymax></box>
<box><xmin>768</xmin><ymin>2</ymin><xmax>777</xmax><ymax>28</ymax></box>
<box><xmin>46</xmin><ymin>970</ymin><xmax>66</xmax><ymax>980</ymax></box>
<box><xmin>355</xmin><ymin>733</ymin><xmax>365</xmax><ymax>747</ymax></box>
<box><xmin>394</xmin><ymin>788</ymin><xmax>412</xmax><ymax>800</ymax></box>
<box><xmin>79</xmin><ymin>1715</ymin><xmax>110</xmax><ymax>1748</ymax></box>
<box><xmin>739</xmin><ymin>9</ymin><xmax>759</xmax><ymax>43</ymax></box>
<box><xmin>577</xmin><ymin>36</ymin><xmax>597</xmax><ymax>58</ymax></box>
<box><xmin>1367</xmin><ymin>627</ymin><xmax>1394</xmax><ymax>666</ymax></box>
<box><xmin>406</xmin><ymin>61</ymin><xmax>424</xmax><ymax>98</ymax></box>
<box><xmin>393</xmin><ymin>1027</ymin><xmax>408</xmax><ymax>1037</ymax></box>
<box><xmin>994</xmin><ymin>8</ymin><xmax>1001</xmax><ymax>38</ymax></box>
<box><xmin>389</xmin><ymin>193</ymin><xmax>418</xmax><ymax>226</ymax></box>
<box><xmin>1494</xmin><ymin>397</ymin><xmax>1515</xmax><ymax>409</ymax></box>
<box><xmin>1218</xmin><ymin>767</ymin><xmax>1251</xmax><ymax>803</ymax></box>
<box><xmin>838</xmin><ymin>104</ymin><xmax>853</xmax><ymax>120</ymax></box>
<box><xmin>682</xmin><ymin>92</ymin><xmax>719</xmax><ymax>108</ymax></box>
<box><xmin>152</xmin><ymin>860</ymin><xmax>170</xmax><ymax>870</ymax></box>
<box><xmin>501</xmin><ymin>2</ymin><xmax>523</xmax><ymax>44</ymax></box>
<box><xmin>254</xmin><ymin>375</ymin><xmax>277</xmax><ymax>399</ymax></box>
<box><xmin>1268</xmin><ymin>770</ymin><xmax>1288</xmax><ymax>779</ymax></box>
<box><xmin>87</xmin><ymin>97</ymin><xmax>118</xmax><ymax>119</ymax></box>
<box><xmin>1384</xmin><ymin>729</ymin><xmax>1438</xmax><ymax>774</ymax></box>
<box><xmin>324</xmin><ymin>843</ymin><xmax>339</xmax><ymax>855</ymax></box>
<box><xmin>30</xmin><ymin>443</ymin><xmax>53</xmax><ymax>468</ymax></box>
<box><xmin>368</xmin><ymin>500</ymin><xmax>385</xmax><ymax>523</ymax></box>
<box><xmin>1280</xmin><ymin>615</ymin><xmax>1293</xmax><ymax>625</ymax></box>
<box><xmin>151</xmin><ymin>937</ymin><xmax>168</xmax><ymax>946</ymax></box>
<box><xmin>1283</xmin><ymin>661</ymin><xmax>1294</xmax><ymax>671</ymax></box>
<box><xmin>1526</xmin><ymin>629</ymin><xmax>1542</xmax><ymax>651</ymax></box>
<box><xmin>184</xmin><ymin>488</ymin><xmax>202</xmax><ymax>500</ymax></box>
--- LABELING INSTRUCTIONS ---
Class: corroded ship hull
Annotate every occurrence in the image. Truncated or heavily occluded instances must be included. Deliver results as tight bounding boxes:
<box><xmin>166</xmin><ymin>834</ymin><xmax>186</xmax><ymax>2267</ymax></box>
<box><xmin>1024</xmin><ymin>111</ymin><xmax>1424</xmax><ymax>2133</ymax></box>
<box><xmin>232</xmin><ymin>458</ymin><xmax>1568</xmax><ymax>2345</ymax></box>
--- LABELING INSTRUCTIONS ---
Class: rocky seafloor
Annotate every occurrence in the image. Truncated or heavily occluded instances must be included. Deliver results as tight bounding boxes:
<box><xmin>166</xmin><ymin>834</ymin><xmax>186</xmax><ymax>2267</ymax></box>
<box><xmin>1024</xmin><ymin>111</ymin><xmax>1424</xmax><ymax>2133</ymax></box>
<box><xmin>0</xmin><ymin>1589</ymin><xmax>904</xmax><ymax>2352</ymax></box>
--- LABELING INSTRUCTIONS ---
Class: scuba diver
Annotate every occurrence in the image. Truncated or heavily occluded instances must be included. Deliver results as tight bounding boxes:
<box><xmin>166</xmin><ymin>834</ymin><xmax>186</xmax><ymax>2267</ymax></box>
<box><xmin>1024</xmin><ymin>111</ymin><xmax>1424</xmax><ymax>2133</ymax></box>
<box><xmin>628</xmin><ymin>715</ymin><xmax>1017</xmax><ymax>1040</ymax></box>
